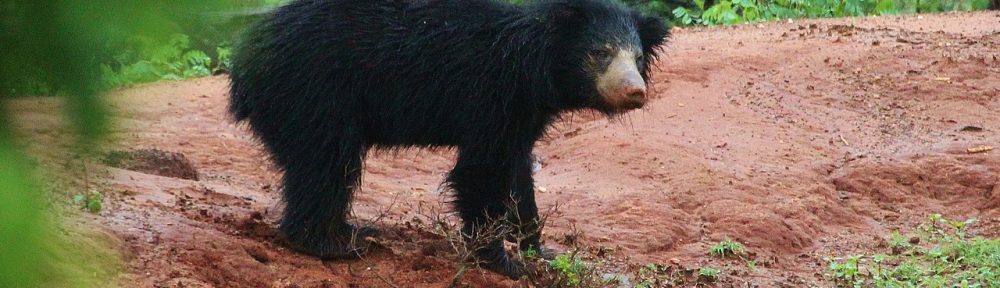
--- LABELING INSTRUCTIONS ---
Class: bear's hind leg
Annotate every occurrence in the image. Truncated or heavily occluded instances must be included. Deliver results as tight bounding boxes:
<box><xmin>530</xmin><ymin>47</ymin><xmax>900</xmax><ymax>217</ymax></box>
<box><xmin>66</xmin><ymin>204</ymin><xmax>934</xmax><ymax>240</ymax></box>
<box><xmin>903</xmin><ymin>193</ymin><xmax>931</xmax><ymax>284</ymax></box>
<box><xmin>278</xmin><ymin>135</ymin><xmax>376</xmax><ymax>259</ymax></box>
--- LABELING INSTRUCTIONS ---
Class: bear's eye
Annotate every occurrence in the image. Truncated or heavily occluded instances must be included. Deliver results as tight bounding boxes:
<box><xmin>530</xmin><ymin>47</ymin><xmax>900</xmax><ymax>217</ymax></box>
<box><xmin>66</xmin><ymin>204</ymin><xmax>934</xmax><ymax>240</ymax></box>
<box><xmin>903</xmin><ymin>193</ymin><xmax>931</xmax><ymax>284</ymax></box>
<box><xmin>591</xmin><ymin>49</ymin><xmax>612</xmax><ymax>62</ymax></box>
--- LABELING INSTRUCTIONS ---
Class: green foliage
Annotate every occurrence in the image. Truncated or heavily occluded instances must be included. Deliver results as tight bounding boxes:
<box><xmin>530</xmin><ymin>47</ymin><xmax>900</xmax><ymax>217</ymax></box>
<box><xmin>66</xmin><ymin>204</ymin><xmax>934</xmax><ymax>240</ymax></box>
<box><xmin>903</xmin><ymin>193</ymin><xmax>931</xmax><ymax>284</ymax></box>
<box><xmin>2</xmin><ymin>0</ymin><xmax>282</xmax><ymax>97</ymax></box>
<box><xmin>825</xmin><ymin>214</ymin><xmax>1000</xmax><ymax>287</ymax></box>
<box><xmin>217</xmin><ymin>46</ymin><xmax>234</xmax><ymax>72</ymax></box>
<box><xmin>887</xmin><ymin>230</ymin><xmax>911</xmax><ymax>251</ymax></box>
<box><xmin>634</xmin><ymin>0</ymin><xmax>992</xmax><ymax>27</ymax></box>
<box><xmin>698</xmin><ymin>266</ymin><xmax>721</xmax><ymax>281</ymax></box>
<box><xmin>0</xmin><ymin>132</ymin><xmax>46</xmax><ymax>286</ymax></box>
<box><xmin>549</xmin><ymin>254</ymin><xmax>591</xmax><ymax>286</ymax></box>
<box><xmin>521</xmin><ymin>247</ymin><xmax>539</xmax><ymax>259</ymax></box>
<box><xmin>101</xmin><ymin>34</ymin><xmax>224</xmax><ymax>89</ymax></box>
<box><xmin>90</xmin><ymin>0</ymin><xmax>293</xmax><ymax>90</ymax></box>
<box><xmin>709</xmin><ymin>238</ymin><xmax>746</xmax><ymax>258</ymax></box>
<box><xmin>672</xmin><ymin>6</ymin><xmax>702</xmax><ymax>25</ymax></box>
<box><xmin>828</xmin><ymin>254</ymin><xmax>864</xmax><ymax>284</ymax></box>
<box><xmin>73</xmin><ymin>191</ymin><xmax>104</xmax><ymax>213</ymax></box>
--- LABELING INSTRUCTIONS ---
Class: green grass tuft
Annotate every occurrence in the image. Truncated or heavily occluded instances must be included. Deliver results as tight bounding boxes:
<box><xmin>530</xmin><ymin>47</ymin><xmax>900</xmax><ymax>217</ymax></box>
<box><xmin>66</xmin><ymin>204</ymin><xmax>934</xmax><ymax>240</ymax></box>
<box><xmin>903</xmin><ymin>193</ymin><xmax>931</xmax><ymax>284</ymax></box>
<box><xmin>709</xmin><ymin>238</ymin><xmax>746</xmax><ymax>258</ymax></box>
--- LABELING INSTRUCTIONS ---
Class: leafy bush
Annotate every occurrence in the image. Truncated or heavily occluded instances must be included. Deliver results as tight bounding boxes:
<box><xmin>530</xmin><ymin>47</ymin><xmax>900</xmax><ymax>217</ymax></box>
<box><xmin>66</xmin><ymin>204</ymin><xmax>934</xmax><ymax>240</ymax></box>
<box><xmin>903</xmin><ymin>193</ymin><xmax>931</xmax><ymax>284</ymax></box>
<box><xmin>1</xmin><ymin>0</ymin><xmax>286</xmax><ymax>97</ymax></box>
<box><xmin>100</xmin><ymin>34</ymin><xmax>222</xmax><ymax>89</ymax></box>
<box><xmin>96</xmin><ymin>2</ymin><xmax>290</xmax><ymax>90</ymax></box>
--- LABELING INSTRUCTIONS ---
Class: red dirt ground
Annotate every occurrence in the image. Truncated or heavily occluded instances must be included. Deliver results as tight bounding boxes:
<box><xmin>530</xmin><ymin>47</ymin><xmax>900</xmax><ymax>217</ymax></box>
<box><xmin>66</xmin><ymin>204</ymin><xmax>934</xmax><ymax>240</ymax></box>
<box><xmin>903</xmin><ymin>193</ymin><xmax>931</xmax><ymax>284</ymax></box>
<box><xmin>10</xmin><ymin>11</ymin><xmax>1000</xmax><ymax>288</ymax></box>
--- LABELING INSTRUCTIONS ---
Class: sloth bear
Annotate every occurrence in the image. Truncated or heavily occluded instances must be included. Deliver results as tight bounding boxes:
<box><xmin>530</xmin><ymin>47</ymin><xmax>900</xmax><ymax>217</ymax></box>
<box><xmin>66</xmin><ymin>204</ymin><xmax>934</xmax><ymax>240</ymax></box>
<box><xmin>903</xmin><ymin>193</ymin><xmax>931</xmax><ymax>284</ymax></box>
<box><xmin>229</xmin><ymin>0</ymin><xmax>669</xmax><ymax>279</ymax></box>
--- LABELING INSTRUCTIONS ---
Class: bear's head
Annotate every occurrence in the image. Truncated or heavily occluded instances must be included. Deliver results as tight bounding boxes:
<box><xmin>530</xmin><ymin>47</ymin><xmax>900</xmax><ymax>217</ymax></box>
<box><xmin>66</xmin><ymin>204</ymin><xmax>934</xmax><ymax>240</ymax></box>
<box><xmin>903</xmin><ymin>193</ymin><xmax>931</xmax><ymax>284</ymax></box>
<box><xmin>541</xmin><ymin>0</ymin><xmax>670</xmax><ymax>115</ymax></box>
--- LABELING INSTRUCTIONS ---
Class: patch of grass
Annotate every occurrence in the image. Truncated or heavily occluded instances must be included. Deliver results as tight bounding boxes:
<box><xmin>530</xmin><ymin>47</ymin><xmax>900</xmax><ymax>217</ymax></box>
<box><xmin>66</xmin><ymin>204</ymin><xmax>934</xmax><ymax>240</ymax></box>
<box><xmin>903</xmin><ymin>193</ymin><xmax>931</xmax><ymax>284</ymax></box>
<box><xmin>709</xmin><ymin>238</ymin><xmax>746</xmax><ymax>258</ymax></box>
<box><xmin>826</xmin><ymin>214</ymin><xmax>1000</xmax><ymax>287</ymax></box>
<box><xmin>828</xmin><ymin>254</ymin><xmax>863</xmax><ymax>284</ymax></box>
<box><xmin>549</xmin><ymin>254</ymin><xmax>592</xmax><ymax>286</ymax></box>
<box><xmin>525</xmin><ymin>249</ymin><xmax>619</xmax><ymax>287</ymax></box>
<box><xmin>698</xmin><ymin>266</ymin><xmax>721</xmax><ymax>281</ymax></box>
<box><xmin>887</xmin><ymin>230</ymin><xmax>911</xmax><ymax>253</ymax></box>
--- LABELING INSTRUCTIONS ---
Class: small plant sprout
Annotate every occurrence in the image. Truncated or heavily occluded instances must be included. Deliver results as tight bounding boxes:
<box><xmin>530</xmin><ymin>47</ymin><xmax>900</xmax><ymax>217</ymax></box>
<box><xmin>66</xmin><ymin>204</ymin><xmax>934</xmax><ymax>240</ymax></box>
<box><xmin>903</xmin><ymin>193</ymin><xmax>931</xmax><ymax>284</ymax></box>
<box><xmin>888</xmin><ymin>230</ymin><xmax>910</xmax><ymax>251</ymax></box>
<box><xmin>520</xmin><ymin>247</ymin><xmax>538</xmax><ymax>259</ymax></box>
<box><xmin>948</xmin><ymin>218</ymin><xmax>976</xmax><ymax>239</ymax></box>
<box><xmin>709</xmin><ymin>238</ymin><xmax>746</xmax><ymax>258</ymax></box>
<box><xmin>827</xmin><ymin>254</ymin><xmax>864</xmax><ymax>284</ymax></box>
<box><xmin>549</xmin><ymin>254</ymin><xmax>591</xmax><ymax>286</ymax></box>
<box><xmin>698</xmin><ymin>266</ymin><xmax>720</xmax><ymax>281</ymax></box>
<box><xmin>72</xmin><ymin>190</ymin><xmax>103</xmax><ymax>213</ymax></box>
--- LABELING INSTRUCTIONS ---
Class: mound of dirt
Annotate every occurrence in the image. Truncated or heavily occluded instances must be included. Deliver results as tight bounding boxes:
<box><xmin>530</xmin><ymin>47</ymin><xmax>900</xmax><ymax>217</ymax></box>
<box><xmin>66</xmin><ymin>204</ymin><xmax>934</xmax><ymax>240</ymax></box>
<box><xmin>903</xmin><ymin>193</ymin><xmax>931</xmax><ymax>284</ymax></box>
<box><xmin>103</xmin><ymin>149</ymin><xmax>199</xmax><ymax>180</ymax></box>
<box><xmin>833</xmin><ymin>154</ymin><xmax>998</xmax><ymax>207</ymax></box>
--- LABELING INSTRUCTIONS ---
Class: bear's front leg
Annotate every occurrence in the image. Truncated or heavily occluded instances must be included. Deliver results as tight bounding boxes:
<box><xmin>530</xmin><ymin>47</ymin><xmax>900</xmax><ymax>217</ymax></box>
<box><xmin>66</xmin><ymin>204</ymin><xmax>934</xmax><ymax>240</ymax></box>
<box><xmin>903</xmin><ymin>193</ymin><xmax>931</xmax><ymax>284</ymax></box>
<box><xmin>447</xmin><ymin>150</ymin><xmax>525</xmax><ymax>279</ymax></box>
<box><xmin>508</xmin><ymin>152</ymin><xmax>560</xmax><ymax>260</ymax></box>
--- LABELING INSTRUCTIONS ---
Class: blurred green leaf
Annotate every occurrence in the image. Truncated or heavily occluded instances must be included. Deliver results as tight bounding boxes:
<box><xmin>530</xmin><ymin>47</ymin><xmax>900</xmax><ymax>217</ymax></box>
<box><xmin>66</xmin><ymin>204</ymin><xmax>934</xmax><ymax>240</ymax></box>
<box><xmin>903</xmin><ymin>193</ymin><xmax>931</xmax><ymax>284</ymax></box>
<box><xmin>0</xmin><ymin>1</ymin><xmax>277</xmax><ymax>287</ymax></box>
<box><xmin>876</xmin><ymin>0</ymin><xmax>897</xmax><ymax>14</ymax></box>
<box><xmin>0</xmin><ymin>122</ymin><xmax>46</xmax><ymax>287</ymax></box>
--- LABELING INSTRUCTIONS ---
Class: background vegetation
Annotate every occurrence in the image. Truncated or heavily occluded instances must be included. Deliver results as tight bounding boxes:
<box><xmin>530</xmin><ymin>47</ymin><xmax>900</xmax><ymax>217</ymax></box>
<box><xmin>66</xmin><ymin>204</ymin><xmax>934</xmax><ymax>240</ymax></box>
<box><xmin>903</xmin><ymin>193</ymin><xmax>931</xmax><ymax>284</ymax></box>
<box><xmin>627</xmin><ymin>0</ymin><xmax>993</xmax><ymax>25</ymax></box>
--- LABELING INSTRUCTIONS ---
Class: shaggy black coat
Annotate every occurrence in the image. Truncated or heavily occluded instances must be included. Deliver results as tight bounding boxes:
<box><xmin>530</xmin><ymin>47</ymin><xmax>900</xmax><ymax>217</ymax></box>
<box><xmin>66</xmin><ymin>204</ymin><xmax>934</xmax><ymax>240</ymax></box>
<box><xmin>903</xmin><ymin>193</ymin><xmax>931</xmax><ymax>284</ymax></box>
<box><xmin>229</xmin><ymin>0</ymin><xmax>669</xmax><ymax>279</ymax></box>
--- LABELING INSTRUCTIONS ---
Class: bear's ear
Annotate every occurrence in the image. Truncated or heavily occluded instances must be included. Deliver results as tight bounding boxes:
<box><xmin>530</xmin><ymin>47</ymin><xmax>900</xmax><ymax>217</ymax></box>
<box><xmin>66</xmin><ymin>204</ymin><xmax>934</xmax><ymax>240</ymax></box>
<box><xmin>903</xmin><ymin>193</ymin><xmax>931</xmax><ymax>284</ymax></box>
<box><xmin>637</xmin><ymin>15</ymin><xmax>670</xmax><ymax>51</ymax></box>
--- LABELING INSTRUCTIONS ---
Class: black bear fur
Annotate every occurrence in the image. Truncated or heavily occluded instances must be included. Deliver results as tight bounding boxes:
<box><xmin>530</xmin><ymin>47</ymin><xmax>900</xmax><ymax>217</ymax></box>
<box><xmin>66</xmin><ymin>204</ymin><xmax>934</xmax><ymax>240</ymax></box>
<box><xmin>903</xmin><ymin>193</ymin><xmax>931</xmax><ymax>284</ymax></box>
<box><xmin>229</xmin><ymin>0</ymin><xmax>669</xmax><ymax>279</ymax></box>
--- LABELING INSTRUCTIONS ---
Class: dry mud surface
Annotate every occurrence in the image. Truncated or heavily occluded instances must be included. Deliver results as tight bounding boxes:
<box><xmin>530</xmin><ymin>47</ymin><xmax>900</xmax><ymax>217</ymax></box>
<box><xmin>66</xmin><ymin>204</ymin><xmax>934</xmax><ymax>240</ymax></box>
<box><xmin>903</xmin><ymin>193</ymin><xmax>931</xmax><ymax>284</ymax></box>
<box><xmin>10</xmin><ymin>11</ymin><xmax>1000</xmax><ymax>287</ymax></box>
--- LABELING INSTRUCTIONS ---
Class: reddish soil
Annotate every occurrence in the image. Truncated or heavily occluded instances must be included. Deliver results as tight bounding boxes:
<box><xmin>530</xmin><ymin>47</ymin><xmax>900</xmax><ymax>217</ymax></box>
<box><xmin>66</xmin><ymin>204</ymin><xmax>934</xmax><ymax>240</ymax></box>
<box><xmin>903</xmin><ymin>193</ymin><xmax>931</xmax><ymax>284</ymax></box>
<box><xmin>9</xmin><ymin>11</ymin><xmax>1000</xmax><ymax>287</ymax></box>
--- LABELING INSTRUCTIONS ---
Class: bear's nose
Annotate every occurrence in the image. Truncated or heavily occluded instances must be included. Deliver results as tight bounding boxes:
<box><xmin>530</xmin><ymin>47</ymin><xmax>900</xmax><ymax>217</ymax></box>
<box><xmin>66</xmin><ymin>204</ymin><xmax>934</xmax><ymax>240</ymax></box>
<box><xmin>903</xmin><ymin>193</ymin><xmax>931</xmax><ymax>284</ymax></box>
<box><xmin>624</xmin><ymin>84</ymin><xmax>646</xmax><ymax>102</ymax></box>
<box><xmin>621</xmin><ymin>75</ymin><xmax>647</xmax><ymax>105</ymax></box>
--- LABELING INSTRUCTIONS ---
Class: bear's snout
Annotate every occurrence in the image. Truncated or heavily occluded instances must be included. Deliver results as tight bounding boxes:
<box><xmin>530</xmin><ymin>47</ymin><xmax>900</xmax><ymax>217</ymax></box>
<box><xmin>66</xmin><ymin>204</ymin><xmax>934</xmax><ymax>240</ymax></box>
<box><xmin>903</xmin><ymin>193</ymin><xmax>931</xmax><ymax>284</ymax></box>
<box><xmin>618</xmin><ymin>72</ymin><xmax>647</xmax><ymax>109</ymax></box>
<box><xmin>597</xmin><ymin>50</ymin><xmax>648</xmax><ymax>111</ymax></box>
